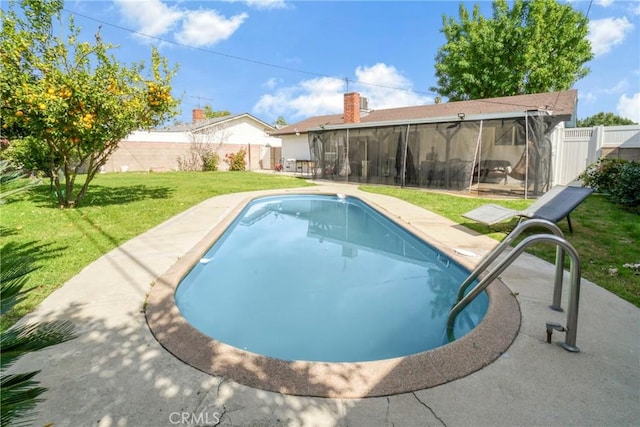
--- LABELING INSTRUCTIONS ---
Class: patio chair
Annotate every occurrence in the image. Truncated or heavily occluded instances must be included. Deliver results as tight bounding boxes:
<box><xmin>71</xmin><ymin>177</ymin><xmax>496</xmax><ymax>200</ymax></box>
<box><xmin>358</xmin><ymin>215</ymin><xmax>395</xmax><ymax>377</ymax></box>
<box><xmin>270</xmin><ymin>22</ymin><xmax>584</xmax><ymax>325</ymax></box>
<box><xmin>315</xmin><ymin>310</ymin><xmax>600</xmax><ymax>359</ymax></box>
<box><xmin>462</xmin><ymin>185</ymin><xmax>593</xmax><ymax>232</ymax></box>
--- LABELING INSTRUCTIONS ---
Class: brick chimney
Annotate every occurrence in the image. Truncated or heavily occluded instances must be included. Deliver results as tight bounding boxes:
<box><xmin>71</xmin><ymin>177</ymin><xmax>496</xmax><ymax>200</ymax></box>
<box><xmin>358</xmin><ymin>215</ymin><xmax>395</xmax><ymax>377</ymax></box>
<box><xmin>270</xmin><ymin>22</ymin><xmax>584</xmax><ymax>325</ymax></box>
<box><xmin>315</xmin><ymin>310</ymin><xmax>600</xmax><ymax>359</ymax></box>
<box><xmin>192</xmin><ymin>108</ymin><xmax>204</xmax><ymax>123</ymax></box>
<box><xmin>343</xmin><ymin>92</ymin><xmax>361</xmax><ymax>124</ymax></box>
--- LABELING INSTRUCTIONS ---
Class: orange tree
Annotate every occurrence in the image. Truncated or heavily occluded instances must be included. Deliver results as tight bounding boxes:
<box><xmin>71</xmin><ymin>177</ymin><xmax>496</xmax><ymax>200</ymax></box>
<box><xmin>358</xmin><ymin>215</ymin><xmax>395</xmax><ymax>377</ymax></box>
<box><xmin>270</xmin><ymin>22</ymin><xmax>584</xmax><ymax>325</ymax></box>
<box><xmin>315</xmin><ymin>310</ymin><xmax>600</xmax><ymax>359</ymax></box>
<box><xmin>0</xmin><ymin>0</ymin><xmax>178</xmax><ymax>208</ymax></box>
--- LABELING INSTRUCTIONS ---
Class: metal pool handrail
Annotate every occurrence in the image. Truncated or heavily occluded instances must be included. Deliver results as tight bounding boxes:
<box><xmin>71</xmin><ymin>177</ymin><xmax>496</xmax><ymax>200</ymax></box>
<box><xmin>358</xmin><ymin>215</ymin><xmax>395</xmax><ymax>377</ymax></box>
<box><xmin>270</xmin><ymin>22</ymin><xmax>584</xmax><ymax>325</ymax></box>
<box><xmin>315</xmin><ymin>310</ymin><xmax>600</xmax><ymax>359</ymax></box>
<box><xmin>446</xmin><ymin>234</ymin><xmax>583</xmax><ymax>352</ymax></box>
<box><xmin>456</xmin><ymin>218</ymin><xmax>566</xmax><ymax>311</ymax></box>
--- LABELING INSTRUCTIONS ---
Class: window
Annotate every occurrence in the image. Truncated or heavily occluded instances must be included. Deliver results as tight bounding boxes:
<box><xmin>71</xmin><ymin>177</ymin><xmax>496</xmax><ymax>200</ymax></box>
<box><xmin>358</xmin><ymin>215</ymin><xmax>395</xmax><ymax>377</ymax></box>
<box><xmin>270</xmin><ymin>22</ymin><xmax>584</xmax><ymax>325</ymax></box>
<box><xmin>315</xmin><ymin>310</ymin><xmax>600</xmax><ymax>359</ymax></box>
<box><xmin>495</xmin><ymin>120</ymin><xmax>525</xmax><ymax>145</ymax></box>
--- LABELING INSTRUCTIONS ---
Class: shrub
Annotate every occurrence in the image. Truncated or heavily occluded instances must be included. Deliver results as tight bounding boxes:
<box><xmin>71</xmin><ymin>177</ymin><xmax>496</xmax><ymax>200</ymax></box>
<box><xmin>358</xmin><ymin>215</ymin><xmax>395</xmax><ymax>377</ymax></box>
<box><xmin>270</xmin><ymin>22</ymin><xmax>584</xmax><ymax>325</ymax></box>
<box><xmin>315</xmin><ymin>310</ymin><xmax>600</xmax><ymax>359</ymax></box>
<box><xmin>580</xmin><ymin>157</ymin><xmax>627</xmax><ymax>193</ymax></box>
<box><xmin>224</xmin><ymin>148</ymin><xmax>247</xmax><ymax>171</ymax></box>
<box><xmin>581</xmin><ymin>158</ymin><xmax>640</xmax><ymax>209</ymax></box>
<box><xmin>0</xmin><ymin>136</ymin><xmax>54</xmax><ymax>177</ymax></box>
<box><xmin>609</xmin><ymin>162</ymin><xmax>640</xmax><ymax>208</ymax></box>
<box><xmin>202</xmin><ymin>152</ymin><xmax>219</xmax><ymax>171</ymax></box>
<box><xmin>177</xmin><ymin>142</ymin><xmax>219</xmax><ymax>172</ymax></box>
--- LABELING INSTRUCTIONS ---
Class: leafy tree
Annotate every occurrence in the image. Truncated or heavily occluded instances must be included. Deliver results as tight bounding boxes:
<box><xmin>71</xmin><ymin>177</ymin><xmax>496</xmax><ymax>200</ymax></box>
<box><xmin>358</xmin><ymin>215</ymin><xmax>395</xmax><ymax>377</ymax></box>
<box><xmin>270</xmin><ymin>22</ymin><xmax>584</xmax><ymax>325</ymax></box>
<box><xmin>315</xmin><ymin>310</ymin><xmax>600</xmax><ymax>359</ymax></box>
<box><xmin>202</xmin><ymin>105</ymin><xmax>231</xmax><ymax>119</ymax></box>
<box><xmin>431</xmin><ymin>0</ymin><xmax>592</xmax><ymax>101</ymax></box>
<box><xmin>274</xmin><ymin>115</ymin><xmax>287</xmax><ymax>128</ymax></box>
<box><xmin>578</xmin><ymin>112</ymin><xmax>637</xmax><ymax>127</ymax></box>
<box><xmin>0</xmin><ymin>0</ymin><xmax>178</xmax><ymax>208</ymax></box>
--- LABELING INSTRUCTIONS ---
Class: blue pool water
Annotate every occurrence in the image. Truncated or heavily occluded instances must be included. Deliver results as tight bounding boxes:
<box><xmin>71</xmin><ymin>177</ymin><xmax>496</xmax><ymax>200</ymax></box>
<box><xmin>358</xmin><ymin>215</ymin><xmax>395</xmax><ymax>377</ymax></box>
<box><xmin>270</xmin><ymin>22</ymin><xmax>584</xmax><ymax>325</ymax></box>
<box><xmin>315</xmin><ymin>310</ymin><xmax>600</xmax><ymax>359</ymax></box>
<box><xmin>175</xmin><ymin>194</ymin><xmax>488</xmax><ymax>363</ymax></box>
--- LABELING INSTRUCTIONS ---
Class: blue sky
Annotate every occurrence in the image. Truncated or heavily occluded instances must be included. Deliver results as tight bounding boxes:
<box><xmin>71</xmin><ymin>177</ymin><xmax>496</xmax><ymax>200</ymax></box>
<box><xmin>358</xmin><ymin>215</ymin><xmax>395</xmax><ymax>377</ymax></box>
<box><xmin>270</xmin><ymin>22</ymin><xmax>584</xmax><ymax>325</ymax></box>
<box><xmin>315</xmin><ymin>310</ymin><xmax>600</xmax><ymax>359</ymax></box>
<box><xmin>54</xmin><ymin>1</ymin><xmax>640</xmax><ymax>125</ymax></box>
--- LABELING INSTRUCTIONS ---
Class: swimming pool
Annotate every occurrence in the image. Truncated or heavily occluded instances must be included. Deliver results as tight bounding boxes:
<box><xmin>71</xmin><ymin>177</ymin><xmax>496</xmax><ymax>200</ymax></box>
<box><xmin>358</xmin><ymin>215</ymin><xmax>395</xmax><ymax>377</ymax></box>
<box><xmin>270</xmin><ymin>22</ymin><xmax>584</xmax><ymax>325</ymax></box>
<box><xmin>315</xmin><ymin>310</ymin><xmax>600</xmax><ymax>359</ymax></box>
<box><xmin>174</xmin><ymin>194</ymin><xmax>488</xmax><ymax>363</ymax></box>
<box><xmin>146</xmin><ymin>189</ymin><xmax>520</xmax><ymax>398</ymax></box>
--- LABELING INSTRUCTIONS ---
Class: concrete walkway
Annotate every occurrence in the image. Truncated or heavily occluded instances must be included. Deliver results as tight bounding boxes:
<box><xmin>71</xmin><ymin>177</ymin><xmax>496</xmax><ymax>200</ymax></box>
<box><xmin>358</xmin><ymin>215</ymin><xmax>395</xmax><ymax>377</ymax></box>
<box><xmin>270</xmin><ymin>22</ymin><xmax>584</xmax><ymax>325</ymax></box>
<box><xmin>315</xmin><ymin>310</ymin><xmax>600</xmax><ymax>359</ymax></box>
<box><xmin>11</xmin><ymin>184</ymin><xmax>639</xmax><ymax>426</ymax></box>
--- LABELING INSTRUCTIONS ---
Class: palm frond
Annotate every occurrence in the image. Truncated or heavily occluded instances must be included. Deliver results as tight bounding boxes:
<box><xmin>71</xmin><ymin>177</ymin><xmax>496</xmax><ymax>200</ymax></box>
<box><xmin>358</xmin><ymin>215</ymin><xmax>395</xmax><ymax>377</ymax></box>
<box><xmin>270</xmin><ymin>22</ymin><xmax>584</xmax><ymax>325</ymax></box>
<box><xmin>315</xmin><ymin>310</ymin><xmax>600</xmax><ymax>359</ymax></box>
<box><xmin>1</xmin><ymin>321</ymin><xmax>76</xmax><ymax>371</ymax></box>
<box><xmin>0</xmin><ymin>371</ymin><xmax>46</xmax><ymax>427</ymax></box>
<box><xmin>0</xmin><ymin>160</ymin><xmax>25</xmax><ymax>184</ymax></box>
<box><xmin>0</xmin><ymin>277</ymin><xmax>30</xmax><ymax>316</ymax></box>
<box><xmin>0</xmin><ymin>160</ymin><xmax>41</xmax><ymax>203</ymax></box>
<box><xmin>0</xmin><ymin>242</ymin><xmax>38</xmax><ymax>315</ymax></box>
<box><xmin>0</xmin><ymin>222</ymin><xmax>76</xmax><ymax>425</ymax></box>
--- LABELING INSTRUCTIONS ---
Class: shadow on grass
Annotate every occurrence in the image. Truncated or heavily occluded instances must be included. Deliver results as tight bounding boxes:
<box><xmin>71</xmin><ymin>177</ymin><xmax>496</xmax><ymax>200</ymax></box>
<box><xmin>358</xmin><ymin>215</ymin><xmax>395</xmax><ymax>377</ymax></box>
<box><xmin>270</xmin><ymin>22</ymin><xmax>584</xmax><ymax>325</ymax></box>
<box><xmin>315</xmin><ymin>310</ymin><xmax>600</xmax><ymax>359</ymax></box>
<box><xmin>0</xmin><ymin>237</ymin><xmax>68</xmax><ymax>329</ymax></box>
<box><xmin>0</xmin><ymin>237</ymin><xmax>67</xmax><ymax>268</ymax></box>
<box><xmin>0</xmin><ymin>225</ymin><xmax>20</xmax><ymax>238</ymax></box>
<box><xmin>28</xmin><ymin>184</ymin><xmax>174</xmax><ymax>208</ymax></box>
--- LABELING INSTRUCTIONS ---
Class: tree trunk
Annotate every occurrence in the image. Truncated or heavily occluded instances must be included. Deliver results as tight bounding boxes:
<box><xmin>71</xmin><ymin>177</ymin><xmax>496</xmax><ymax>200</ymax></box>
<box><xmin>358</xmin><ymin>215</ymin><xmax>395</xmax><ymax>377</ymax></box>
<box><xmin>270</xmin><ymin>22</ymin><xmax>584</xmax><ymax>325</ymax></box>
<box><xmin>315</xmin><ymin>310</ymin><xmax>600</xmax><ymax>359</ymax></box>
<box><xmin>74</xmin><ymin>156</ymin><xmax>97</xmax><ymax>207</ymax></box>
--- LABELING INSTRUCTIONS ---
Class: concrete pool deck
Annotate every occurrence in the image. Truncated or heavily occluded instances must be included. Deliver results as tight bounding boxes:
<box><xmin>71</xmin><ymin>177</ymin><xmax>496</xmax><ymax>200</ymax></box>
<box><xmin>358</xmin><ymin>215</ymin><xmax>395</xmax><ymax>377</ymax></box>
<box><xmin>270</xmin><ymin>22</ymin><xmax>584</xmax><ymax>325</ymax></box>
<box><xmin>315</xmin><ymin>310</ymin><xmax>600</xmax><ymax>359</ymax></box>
<box><xmin>10</xmin><ymin>183</ymin><xmax>639</xmax><ymax>426</ymax></box>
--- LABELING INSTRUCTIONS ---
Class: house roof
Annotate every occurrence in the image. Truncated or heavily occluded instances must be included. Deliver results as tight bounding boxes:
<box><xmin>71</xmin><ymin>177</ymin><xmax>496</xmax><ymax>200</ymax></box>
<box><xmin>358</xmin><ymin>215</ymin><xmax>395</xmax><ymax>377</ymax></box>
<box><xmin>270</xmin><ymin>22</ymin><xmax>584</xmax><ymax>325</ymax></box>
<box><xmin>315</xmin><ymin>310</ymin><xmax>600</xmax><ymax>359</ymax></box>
<box><xmin>270</xmin><ymin>113</ymin><xmax>344</xmax><ymax>136</ymax></box>
<box><xmin>163</xmin><ymin>113</ymin><xmax>275</xmax><ymax>133</ymax></box>
<box><xmin>271</xmin><ymin>90</ymin><xmax>577</xmax><ymax>135</ymax></box>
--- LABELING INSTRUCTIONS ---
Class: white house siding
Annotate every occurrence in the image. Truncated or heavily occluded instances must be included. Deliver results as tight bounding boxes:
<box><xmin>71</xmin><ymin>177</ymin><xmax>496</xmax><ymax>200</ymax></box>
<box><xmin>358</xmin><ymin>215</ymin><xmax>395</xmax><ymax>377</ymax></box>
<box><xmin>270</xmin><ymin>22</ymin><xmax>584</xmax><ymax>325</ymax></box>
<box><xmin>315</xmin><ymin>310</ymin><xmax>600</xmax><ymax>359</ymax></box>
<box><xmin>120</xmin><ymin>130</ymin><xmax>191</xmax><ymax>144</ymax></box>
<box><xmin>205</xmin><ymin>117</ymin><xmax>281</xmax><ymax>147</ymax></box>
<box><xmin>281</xmin><ymin>134</ymin><xmax>312</xmax><ymax>162</ymax></box>
<box><xmin>106</xmin><ymin>117</ymin><xmax>282</xmax><ymax>172</ymax></box>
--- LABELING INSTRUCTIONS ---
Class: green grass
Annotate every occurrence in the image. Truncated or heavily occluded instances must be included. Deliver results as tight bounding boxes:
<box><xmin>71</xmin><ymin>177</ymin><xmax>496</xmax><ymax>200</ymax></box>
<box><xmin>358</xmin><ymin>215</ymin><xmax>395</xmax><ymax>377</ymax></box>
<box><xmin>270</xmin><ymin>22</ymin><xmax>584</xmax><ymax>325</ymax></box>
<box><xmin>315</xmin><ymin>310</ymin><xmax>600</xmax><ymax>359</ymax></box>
<box><xmin>360</xmin><ymin>185</ymin><xmax>640</xmax><ymax>307</ymax></box>
<box><xmin>1</xmin><ymin>171</ymin><xmax>313</xmax><ymax>329</ymax></box>
<box><xmin>2</xmin><ymin>174</ymin><xmax>638</xmax><ymax>331</ymax></box>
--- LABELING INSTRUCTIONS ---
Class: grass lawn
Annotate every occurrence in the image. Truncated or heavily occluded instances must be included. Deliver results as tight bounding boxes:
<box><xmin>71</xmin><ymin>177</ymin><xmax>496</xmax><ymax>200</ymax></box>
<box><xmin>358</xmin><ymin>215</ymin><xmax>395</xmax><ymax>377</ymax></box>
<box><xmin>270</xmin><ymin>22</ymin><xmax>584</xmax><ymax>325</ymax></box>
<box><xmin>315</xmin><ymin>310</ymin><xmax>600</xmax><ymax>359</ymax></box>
<box><xmin>1</xmin><ymin>171</ymin><xmax>313</xmax><ymax>329</ymax></box>
<box><xmin>2</xmin><ymin>173</ymin><xmax>638</xmax><ymax>330</ymax></box>
<box><xmin>361</xmin><ymin>185</ymin><xmax>640</xmax><ymax>307</ymax></box>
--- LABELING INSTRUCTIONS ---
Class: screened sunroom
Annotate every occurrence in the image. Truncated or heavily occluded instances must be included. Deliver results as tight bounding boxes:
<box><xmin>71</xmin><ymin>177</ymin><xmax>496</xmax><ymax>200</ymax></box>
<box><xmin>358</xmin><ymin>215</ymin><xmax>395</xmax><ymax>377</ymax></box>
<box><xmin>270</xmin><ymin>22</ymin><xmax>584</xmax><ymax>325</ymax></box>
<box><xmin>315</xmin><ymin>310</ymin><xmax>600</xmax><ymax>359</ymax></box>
<box><xmin>308</xmin><ymin>110</ymin><xmax>560</xmax><ymax>198</ymax></box>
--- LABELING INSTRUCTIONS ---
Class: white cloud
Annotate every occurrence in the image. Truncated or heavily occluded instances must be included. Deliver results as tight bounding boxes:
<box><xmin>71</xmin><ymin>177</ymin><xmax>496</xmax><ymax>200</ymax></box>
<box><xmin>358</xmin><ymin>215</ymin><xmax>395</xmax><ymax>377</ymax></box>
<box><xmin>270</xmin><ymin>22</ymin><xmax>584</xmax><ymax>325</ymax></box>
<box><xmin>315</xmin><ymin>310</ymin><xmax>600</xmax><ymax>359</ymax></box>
<box><xmin>352</xmin><ymin>63</ymin><xmax>432</xmax><ymax>110</ymax></box>
<box><xmin>245</xmin><ymin>0</ymin><xmax>287</xmax><ymax>10</ymax></box>
<box><xmin>580</xmin><ymin>92</ymin><xmax>597</xmax><ymax>104</ymax></box>
<box><xmin>617</xmin><ymin>92</ymin><xmax>640</xmax><ymax>123</ymax></box>
<box><xmin>114</xmin><ymin>0</ymin><xmax>247</xmax><ymax>47</ymax></box>
<box><xmin>114</xmin><ymin>0</ymin><xmax>183</xmax><ymax>37</ymax></box>
<box><xmin>176</xmin><ymin>10</ymin><xmax>248</xmax><ymax>47</ymax></box>
<box><xmin>262</xmin><ymin>77</ymin><xmax>282</xmax><ymax>89</ymax></box>
<box><xmin>253</xmin><ymin>63</ymin><xmax>432</xmax><ymax>121</ymax></box>
<box><xmin>254</xmin><ymin>77</ymin><xmax>345</xmax><ymax>120</ymax></box>
<box><xmin>588</xmin><ymin>17</ymin><xmax>634</xmax><ymax>56</ymax></box>
<box><xmin>599</xmin><ymin>79</ymin><xmax>629</xmax><ymax>95</ymax></box>
<box><xmin>222</xmin><ymin>0</ymin><xmax>287</xmax><ymax>9</ymax></box>
<box><xmin>595</xmin><ymin>0</ymin><xmax>614</xmax><ymax>6</ymax></box>
<box><xmin>284</xmin><ymin>56</ymin><xmax>302</xmax><ymax>65</ymax></box>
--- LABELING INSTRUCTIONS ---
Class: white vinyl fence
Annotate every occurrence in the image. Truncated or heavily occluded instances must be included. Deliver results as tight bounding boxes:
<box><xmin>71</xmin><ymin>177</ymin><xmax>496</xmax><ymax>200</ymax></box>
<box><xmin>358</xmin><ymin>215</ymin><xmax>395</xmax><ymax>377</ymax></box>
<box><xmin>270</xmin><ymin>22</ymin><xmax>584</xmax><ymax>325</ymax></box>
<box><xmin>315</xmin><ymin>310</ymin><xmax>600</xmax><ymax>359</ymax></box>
<box><xmin>552</xmin><ymin>124</ymin><xmax>640</xmax><ymax>185</ymax></box>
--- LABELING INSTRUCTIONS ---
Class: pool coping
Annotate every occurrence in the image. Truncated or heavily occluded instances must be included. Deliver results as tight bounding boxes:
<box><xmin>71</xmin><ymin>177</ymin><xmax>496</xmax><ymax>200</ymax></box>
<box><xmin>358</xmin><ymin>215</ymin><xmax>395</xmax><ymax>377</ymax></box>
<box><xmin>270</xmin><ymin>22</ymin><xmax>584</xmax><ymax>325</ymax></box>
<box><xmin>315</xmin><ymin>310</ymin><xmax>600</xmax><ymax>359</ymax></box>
<box><xmin>145</xmin><ymin>190</ymin><xmax>521</xmax><ymax>398</ymax></box>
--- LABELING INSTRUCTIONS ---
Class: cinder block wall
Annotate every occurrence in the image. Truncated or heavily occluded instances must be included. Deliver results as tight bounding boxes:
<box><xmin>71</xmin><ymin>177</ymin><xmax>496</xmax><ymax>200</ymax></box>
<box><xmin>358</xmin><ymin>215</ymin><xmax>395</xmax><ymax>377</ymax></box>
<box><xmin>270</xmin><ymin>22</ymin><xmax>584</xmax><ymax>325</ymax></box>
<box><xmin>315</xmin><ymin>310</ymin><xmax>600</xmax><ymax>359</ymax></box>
<box><xmin>602</xmin><ymin>147</ymin><xmax>640</xmax><ymax>162</ymax></box>
<box><xmin>105</xmin><ymin>141</ymin><xmax>273</xmax><ymax>172</ymax></box>
<box><xmin>105</xmin><ymin>142</ymin><xmax>187</xmax><ymax>172</ymax></box>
